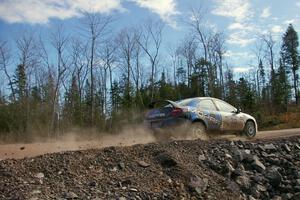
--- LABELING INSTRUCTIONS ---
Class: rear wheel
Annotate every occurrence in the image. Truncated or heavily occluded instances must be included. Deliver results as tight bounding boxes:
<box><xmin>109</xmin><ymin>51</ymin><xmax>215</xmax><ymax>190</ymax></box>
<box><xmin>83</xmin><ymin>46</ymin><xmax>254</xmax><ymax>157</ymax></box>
<box><xmin>190</xmin><ymin>122</ymin><xmax>209</xmax><ymax>140</ymax></box>
<box><xmin>244</xmin><ymin>121</ymin><xmax>256</xmax><ymax>138</ymax></box>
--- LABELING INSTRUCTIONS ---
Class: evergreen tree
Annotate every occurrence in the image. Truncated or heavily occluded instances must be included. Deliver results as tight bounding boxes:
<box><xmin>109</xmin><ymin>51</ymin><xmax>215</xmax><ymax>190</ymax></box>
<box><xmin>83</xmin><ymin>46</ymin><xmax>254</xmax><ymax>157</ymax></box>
<box><xmin>13</xmin><ymin>64</ymin><xmax>27</xmax><ymax>102</ymax></box>
<box><xmin>119</xmin><ymin>73</ymin><xmax>133</xmax><ymax>110</ymax></box>
<box><xmin>64</xmin><ymin>76</ymin><xmax>81</xmax><ymax>125</ymax></box>
<box><xmin>11</xmin><ymin>64</ymin><xmax>28</xmax><ymax>133</ymax></box>
<box><xmin>258</xmin><ymin>59</ymin><xmax>266</xmax><ymax>96</ymax></box>
<box><xmin>30</xmin><ymin>86</ymin><xmax>42</xmax><ymax>104</ymax></box>
<box><xmin>158</xmin><ymin>72</ymin><xmax>174</xmax><ymax>100</ymax></box>
<box><xmin>110</xmin><ymin>80</ymin><xmax>122</xmax><ymax>112</ymax></box>
<box><xmin>274</xmin><ymin>59</ymin><xmax>291</xmax><ymax>112</ymax></box>
<box><xmin>281</xmin><ymin>24</ymin><xmax>299</xmax><ymax>104</ymax></box>
<box><xmin>83</xmin><ymin>79</ymin><xmax>92</xmax><ymax>125</ymax></box>
<box><xmin>236</xmin><ymin>77</ymin><xmax>255</xmax><ymax>112</ymax></box>
<box><xmin>176</xmin><ymin>67</ymin><xmax>186</xmax><ymax>84</ymax></box>
<box><xmin>225</xmin><ymin>70</ymin><xmax>236</xmax><ymax>106</ymax></box>
<box><xmin>43</xmin><ymin>73</ymin><xmax>55</xmax><ymax>105</ymax></box>
<box><xmin>193</xmin><ymin>58</ymin><xmax>208</xmax><ymax>97</ymax></box>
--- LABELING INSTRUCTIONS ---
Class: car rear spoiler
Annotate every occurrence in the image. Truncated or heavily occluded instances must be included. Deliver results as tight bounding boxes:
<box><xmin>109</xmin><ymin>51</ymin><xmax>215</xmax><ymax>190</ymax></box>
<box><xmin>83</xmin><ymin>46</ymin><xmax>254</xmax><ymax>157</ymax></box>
<box><xmin>148</xmin><ymin>100</ymin><xmax>180</xmax><ymax>109</ymax></box>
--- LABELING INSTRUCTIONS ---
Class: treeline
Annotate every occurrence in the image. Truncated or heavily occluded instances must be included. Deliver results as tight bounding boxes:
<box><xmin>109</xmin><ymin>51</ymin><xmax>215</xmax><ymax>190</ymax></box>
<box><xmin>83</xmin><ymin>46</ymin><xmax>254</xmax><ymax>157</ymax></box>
<box><xmin>0</xmin><ymin>10</ymin><xmax>299</xmax><ymax>140</ymax></box>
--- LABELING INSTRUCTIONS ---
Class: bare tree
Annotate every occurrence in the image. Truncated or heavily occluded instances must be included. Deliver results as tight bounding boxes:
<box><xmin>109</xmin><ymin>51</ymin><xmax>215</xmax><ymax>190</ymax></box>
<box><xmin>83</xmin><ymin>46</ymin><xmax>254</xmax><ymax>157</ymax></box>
<box><xmin>261</xmin><ymin>33</ymin><xmax>276</xmax><ymax>103</ymax></box>
<box><xmin>188</xmin><ymin>7</ymin><xmax>223</xmax><ymax>97</ymax></box>
<box><xmin>261</xmin><ymin>34</ymin><xmax>276</xmax><ymax>77</ymax></box>
<box><xmin>252</xmin><ymin>38</ymin><xmax>265</xmax><ymax>97</ymax></box>
<box><xmin>102</xmin><ymin>39</ymin><xmax>117</xmax><ymax>113</ymax></box>
<box><xmin>117</xmin><ymin>28</ymin><xmax>138</xmax><ymax>105</ymax></box>
<box><xmin>0</xmin><ymin>41</ymin><xmax>15</xmax><ymax>101</ymax></box>
<box><xmin>188</xmin><ymin>7</ymin><xmax>209</xmax><ymax>61</ymax></box>
<box><xmin>16</xmin><ymin>32</ymin><xmax>36</xmax><ymax>68</ymax></box>
<box><xmin>177</xmin><ymin>36</ymin><xmax>197</xmax><ymax>87</ymax></box>
<box><xmin>167</xmin><ymin>45</ymin><xmax>180</xmax><ymax>86</ymax></box>
<box><xmin>16</xmin><ymin>32</ymin><xmax>43</xmax><ymax>90</ymax></box>
<box><xmin>81</xmin><ymin>12</ymin><xmax>112</xmax><ymax>125</ymax></box>
<box><xmin>70</xmin><ymin>38</ymin><xmax>89</xmax><ymax>99</ymax></box>
<box><xmin>69</xmin><ymin>37</ymin><xmax>89</xmax><ymax>123</ymax></box>
<box><xmin>209</xmin><ymin>32</ymin><xmax>226</xmax><ymax>98</ymax></box>
<box><xmin>49</xmin><ymin>25</ymin><xmax>69</xmax><ymax>135</ymax></box>
<box><xmin>130</xmin><ymin>29</ymin><xmax>144</xmax><ymax>106</ymax></box>
<box><xmin>137</xmin><ymin>20</ymin><xmax>164</xmax><ymax>102</ymax></box>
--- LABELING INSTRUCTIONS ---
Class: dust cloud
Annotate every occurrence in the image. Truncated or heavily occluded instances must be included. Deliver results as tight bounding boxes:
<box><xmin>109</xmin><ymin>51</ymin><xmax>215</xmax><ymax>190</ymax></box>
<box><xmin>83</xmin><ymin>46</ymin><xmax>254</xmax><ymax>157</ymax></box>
<box><xmin>0</xmin><ymin>125</ymin><xmax>156</xmax><ymax>160</ymax></box>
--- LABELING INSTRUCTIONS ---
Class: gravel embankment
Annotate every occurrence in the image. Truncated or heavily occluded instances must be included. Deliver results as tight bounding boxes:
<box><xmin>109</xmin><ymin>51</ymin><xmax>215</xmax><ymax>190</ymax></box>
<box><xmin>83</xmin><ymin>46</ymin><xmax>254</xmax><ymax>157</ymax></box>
<box><xmin>1</xmin><ymin>137</ymin><xmax>300</xmax><ymax>200</ymax></box>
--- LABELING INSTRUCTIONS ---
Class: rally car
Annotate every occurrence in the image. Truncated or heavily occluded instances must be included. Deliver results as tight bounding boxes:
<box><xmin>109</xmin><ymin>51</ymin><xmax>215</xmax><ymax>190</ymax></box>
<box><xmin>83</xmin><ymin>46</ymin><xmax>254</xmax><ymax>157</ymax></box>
<box><xmin>144</xmin><ymin>97</ymin><xmax>257</xmax><ymax>139</ymax></box>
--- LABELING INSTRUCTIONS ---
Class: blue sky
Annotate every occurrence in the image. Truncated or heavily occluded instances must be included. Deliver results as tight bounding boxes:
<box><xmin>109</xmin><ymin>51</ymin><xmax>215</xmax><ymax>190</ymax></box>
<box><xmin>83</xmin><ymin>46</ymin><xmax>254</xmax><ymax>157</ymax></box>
<box><xmin>0</xmin><ymin>0</ymin><xmax>300</xmax><ymax>74</ymax></box>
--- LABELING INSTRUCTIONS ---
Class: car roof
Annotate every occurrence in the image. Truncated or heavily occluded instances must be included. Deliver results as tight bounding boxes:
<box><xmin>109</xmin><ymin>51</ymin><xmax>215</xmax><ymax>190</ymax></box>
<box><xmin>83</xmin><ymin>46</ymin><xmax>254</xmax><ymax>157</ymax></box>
<box><xmin>177</xmin><ymin>97</ymin><xmax>220</xmax><ymax>101</ymax></box>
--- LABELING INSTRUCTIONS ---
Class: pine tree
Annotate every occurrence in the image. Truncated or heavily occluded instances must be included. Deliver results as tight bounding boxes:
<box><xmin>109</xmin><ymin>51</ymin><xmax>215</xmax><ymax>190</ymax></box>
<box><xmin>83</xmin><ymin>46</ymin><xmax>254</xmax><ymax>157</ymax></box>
<box><xmin>194</xmin><ymin>58</ymin><xmax>209</xmax><ymax>96</ymax></box>
<box><xmin>225</xmin><ymin>69</ymin><xmax>236</xmax><ymax>106</ymax></box>
<box><xmin>258</xmin><ymin>59</ymin><xmax>266</xmax><ymax>97</ymax></box>
<box><xmin>30</xmin><ymin>86</ymin><xmax>42</xmax><ymax>104</ymax></box>
<box><xmin>158</xmin><ymin>72</ymin><xmax>174</xmax><ymax>100</ymax></box>
<box><xmin>236</xmin><ymin>77</ymin><xmax>255</xmax><ymax>112</ymax></box>
<box><xmin>64</xmin><ymin>76</ymin><xmax>81</xmax><ymax>125</ymax></box>
<box><xmin>274</xmin><ymin>59</ymin><xmax>291</xmax><ymax>112</ymax></box>
<box><xmin>110</xmin><ymin>80</ymin><xmax>122</xmax><ymax>113</ymax></box>
<box><xmin>13</xmin><ymin>64</ymin><xmax>27</xmax><ymax>102</ymax></box>
<box><xmin>12</xmin><ymin>64</ymin><xmax>27</xmax><ymax>133</ymax></box>
<box><xmin>176</xmin><ymin>67</ymin><xmax>186</xmax><ymax>84</ymax></box>
<box><xmin>281</xmin><ymin>24</ymin><xmax>299</xmax><ymax>104</ymax></box>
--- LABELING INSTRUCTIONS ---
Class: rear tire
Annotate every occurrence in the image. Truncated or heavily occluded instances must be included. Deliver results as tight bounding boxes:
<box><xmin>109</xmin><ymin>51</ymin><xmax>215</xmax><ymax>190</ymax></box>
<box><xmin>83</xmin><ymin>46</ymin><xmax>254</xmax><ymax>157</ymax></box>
<box><xmin>190</xmin><ymin>122</ymin><xmax>209</xmax><ymax>140</ymax></box>
<box><xmin>244</xmin><ymin>121</ymin><xmax>256</xmax><ymax>138</ymax></box>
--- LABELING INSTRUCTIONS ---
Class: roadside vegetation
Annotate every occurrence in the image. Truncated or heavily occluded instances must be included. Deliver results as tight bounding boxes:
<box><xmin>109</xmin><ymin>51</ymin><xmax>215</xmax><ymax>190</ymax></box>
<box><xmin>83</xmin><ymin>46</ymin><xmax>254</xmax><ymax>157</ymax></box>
<box><xmin>259</xmin><ymin>105</ymin><xmax>300</xmax><ymax>130</ymax></box>
<box><xmin>0</xmin><ymin>9</ymin><xmax>299</xmax><ymax>142</ymax></box>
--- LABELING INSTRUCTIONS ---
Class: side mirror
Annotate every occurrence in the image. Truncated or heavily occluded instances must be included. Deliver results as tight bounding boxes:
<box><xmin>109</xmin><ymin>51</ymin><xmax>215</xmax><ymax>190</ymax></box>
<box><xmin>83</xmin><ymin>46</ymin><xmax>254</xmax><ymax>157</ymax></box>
<box><xmin>236</xmin><ymin>108</ymin><xmax>241</xmax><ymax>114</ymax></box>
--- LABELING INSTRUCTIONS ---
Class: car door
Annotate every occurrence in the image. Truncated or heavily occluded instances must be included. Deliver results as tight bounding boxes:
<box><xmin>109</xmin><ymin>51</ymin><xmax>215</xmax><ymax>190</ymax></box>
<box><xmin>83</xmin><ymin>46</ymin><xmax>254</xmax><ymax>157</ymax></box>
<box><xmin>213</xmin><ymin>99</ymin><xmax>244</xmax><ymax>131</ymax></box>
<box><xmin>197</xmin><ymin>99</ymin><xmax>222</xmax><ymax>131</ymax></box>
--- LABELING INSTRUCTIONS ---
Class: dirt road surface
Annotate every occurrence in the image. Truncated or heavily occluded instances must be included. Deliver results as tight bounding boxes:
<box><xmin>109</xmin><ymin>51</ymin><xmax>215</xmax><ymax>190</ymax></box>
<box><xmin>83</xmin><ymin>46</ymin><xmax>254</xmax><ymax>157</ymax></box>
<box><xmin>1</xmin><ymin>128</ymin><xmax>300</xmax><ymax>160</ymax></box>
<box><xmin>219</xmin><ymin>128</ymin><xmax>300</xmax><ymax>140</ymax></box>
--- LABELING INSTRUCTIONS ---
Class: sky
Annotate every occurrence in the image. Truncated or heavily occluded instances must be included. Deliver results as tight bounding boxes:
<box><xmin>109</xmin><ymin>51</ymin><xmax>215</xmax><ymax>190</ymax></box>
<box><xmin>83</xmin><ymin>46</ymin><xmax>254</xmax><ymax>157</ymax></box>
<box><xmin>0</xmin><ymin>0</ymin><xmax>300</xmax><ymax>75</ymax></box>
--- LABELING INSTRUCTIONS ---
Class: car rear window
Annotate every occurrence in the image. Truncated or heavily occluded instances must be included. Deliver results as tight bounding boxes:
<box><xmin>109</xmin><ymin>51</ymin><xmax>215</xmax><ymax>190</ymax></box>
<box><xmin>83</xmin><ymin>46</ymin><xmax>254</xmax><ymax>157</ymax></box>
<box><xmin>177</xmin><ymin>99</ymin><xmax>201</xmax><ymax>107</ymax></box>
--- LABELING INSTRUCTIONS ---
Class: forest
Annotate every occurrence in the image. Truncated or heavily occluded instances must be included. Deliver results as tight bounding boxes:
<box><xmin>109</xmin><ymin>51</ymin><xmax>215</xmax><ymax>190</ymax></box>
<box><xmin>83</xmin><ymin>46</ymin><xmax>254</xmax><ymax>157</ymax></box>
<box><xmin>0</xmin><ymin>9</ymin><xmax>299</xmax><ymax>141</ymax></box>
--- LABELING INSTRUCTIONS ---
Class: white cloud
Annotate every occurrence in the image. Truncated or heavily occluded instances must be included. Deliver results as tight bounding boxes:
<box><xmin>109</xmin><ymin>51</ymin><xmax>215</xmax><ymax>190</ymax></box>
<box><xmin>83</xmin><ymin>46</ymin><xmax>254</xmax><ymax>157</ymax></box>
<box><xmin>228</xmin><ymin>22</ymin><xmax>254</xmax><ymax>31</ymax></box>
<box><xmin>285</xmin><ymin>19</ymin><xmax>295</xmax><ymax>24</ymax></box>
<box><xmin>232</xmin><ymin>67</ymin><xmax>250</xmax><ymax>73</ymax></box>
<box><xmin>227</xmin><ymin>31</ymin><xmax>255</xmax><ymax>47</ymax></box>
<box><xmin>0</xmin><ymin>0</ymin><xmax>123</xmax><ymax>24</ymax></box>
<box><xmin>271</xmin><ymin>25</ymin><xmax>284</xmax><ymax>33</ymax></box>
<box><xmin>224</xmin><ymin>51</ymin><xmax>255</xmax><ymax>59</ymax></box>
<box><xmin>131</xmin><ymin>0</ymin><xmax>180</xmax><ymax>28</ymax></box>
<box><xmin>0</xmin><ymin>0</ymin><xmax>180</xmax><ymax>28</ymax></box>
<box><xmin>212</xmin><ymin>0</ymin><xmax>252</xmax><ymax>22</ymax></box>
<box><xmin>260</xmin><ymin>7</ymin><xmax>271</xmax><ymax>18</ymax></box>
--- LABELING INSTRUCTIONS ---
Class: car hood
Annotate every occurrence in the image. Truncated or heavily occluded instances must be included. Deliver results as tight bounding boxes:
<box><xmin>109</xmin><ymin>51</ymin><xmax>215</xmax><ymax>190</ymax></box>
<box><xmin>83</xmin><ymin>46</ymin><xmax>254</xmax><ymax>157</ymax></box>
<box><xmin>240</xmin><ymin>112</ymin><xmax>255</xmax><ymax>120</ymax></box>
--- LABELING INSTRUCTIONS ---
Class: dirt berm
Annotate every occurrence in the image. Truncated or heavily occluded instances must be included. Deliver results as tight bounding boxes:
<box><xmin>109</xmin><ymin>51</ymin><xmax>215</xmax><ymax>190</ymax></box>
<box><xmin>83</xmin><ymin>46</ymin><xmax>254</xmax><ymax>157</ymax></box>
<box><xmin>1</xmin><ymin>136</ymin><xmax>300</xmax><ymax>200</ymax></box>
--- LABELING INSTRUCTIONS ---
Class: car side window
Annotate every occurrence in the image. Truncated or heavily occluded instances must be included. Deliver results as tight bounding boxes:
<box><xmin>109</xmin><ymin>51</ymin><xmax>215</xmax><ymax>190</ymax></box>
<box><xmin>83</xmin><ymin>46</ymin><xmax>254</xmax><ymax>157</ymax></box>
<box><xmin>215</xmin><ymin>100</ymin><xmax>236</xmax><ymax>113</ymax></box>
<box><xmin>178</xmin><ymin>99</ymin><xmax>200</xmax><ymax>107</ymax></box>
<box><xmin>198</xmin><ymin>100</ymin><xmax>217</xmax><ymax>111</ymax></box>
<box><xmin>186</xmin><ymin>99</ymin><xmax>201</xmax><ymax>107</ymax></box>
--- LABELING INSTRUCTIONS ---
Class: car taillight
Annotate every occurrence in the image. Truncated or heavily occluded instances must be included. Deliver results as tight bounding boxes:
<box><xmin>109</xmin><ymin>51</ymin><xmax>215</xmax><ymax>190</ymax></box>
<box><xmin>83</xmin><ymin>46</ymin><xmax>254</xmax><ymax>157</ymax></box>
<box><xmin>170</xmin><ymin>108</ymin><xmax>183</xmax><ymax>117</ymax></box>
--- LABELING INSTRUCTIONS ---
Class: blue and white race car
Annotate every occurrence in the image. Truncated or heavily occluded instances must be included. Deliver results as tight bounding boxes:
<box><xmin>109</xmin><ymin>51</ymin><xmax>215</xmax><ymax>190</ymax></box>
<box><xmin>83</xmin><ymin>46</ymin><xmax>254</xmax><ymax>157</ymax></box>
<box><xmin>144</xmin><ymin>97</ymin><xmax>257</xmax><ymax>139</ymax></box>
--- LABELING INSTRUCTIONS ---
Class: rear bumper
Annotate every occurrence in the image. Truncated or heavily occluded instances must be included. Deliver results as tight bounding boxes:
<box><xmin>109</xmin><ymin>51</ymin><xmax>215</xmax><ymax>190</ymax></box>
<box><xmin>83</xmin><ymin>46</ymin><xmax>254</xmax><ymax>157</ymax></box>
<box><xmin>144</xmin><ymin>117</ymin><xmax>190</xmax><ymax>130</ymax></box>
